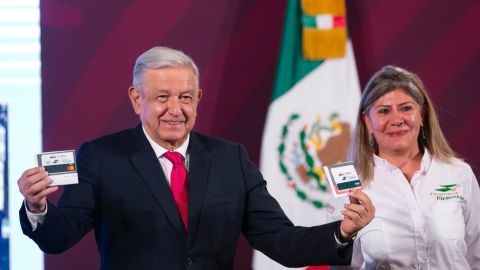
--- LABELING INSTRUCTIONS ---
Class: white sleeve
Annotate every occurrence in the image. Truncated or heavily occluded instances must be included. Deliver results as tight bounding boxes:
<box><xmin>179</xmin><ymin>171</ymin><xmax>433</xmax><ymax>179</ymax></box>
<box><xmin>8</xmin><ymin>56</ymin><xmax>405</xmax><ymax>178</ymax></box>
<box><xmin>464</xmin><ymin>166</ymin><xmax>480</xmax><ymax>269</ymax></box>
<box><xmin>24</xmin><ymin>200</ymin><xmax>47</xmax><ymax>231</ymax></box>
<box><xmin>351</xmin><ymin>237</ymin><xmax>365</xmax><ymax>268</ymax></box>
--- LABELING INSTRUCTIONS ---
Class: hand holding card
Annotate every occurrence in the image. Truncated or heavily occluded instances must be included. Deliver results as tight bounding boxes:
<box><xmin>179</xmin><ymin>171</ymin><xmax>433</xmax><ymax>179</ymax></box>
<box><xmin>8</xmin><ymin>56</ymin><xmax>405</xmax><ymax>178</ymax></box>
<box><xmin>36</xmin><ymin>150</ymin><xmax>79</xmax><ymax>186</ymax></box>
<box><xmin>323</xmin><ymin>161</ymin><xmax>362</xmax><ymax>197</ymax></box>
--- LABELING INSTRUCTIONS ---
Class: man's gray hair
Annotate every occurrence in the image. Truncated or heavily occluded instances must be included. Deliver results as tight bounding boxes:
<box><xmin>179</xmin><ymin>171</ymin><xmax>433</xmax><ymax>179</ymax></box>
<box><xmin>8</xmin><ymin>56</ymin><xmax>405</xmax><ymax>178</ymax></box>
<box><xmin>132</xmin><ymin>46</ymin><xmax>199</xmax><ymax>88</ymax></box>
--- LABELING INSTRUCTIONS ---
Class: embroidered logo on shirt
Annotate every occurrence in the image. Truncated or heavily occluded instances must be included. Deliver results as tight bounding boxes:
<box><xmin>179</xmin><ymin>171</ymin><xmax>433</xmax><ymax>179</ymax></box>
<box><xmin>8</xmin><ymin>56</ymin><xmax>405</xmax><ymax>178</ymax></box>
<box><xmin>430</xmin><ymin>184</ymin><xmax>465</xmax><ymax>201</ymax></box>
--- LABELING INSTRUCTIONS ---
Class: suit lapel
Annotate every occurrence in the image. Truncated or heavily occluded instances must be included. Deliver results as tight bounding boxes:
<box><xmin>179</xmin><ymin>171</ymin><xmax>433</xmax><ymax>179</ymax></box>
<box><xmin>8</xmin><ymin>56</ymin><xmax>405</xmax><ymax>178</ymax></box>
<box><xmin>129</xmin><ymin>125</ymin><xmax>186</xmax><ymax>241</ymax></box>
<box><xmin>186</xmin><ymin>133</ymin><xmax>211</xmax><ymax>242</ymax></box>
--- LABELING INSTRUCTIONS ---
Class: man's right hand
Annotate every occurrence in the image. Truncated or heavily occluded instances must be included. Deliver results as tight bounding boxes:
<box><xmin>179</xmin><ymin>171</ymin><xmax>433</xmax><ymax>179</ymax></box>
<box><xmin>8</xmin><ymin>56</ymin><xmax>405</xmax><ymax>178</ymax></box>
<box><xmin>17</xmin><ymin>167</ymin><xmax>59</xmax><ymax>213</ymax></box>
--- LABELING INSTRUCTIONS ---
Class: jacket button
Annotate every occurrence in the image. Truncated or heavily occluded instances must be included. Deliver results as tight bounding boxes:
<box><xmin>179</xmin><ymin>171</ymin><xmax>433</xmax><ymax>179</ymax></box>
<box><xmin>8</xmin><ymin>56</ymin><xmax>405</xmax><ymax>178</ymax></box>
<box><xmin>186</xmin><ymin>257</ymin><xmax>193</xmax><ymax>265</ymax></box>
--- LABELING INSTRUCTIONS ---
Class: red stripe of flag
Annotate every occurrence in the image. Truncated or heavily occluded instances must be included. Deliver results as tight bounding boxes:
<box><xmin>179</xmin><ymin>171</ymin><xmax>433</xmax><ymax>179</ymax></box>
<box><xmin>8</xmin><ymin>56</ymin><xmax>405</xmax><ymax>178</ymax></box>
<box><xmin>333</xmin><ymin>16</ymin><xmax>346</xmax><ymax>27</ymax></box>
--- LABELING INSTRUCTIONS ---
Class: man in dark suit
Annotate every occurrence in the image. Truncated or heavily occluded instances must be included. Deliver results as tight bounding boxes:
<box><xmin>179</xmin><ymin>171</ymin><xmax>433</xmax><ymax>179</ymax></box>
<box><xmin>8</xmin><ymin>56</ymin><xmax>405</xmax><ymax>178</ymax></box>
<box><xmin>18</xmin><ymin>46</ymin><xmax>374</xmax><ymax>269</ymax></box>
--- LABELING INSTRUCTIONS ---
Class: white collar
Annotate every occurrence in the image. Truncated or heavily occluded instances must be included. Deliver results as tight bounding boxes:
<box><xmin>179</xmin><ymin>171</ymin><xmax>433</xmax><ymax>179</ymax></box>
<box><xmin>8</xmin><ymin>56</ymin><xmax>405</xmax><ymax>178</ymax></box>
<box><xmin>142</xmin><ymin>126</ymin><xmax>189</xmax><ymax>159</ymax></box>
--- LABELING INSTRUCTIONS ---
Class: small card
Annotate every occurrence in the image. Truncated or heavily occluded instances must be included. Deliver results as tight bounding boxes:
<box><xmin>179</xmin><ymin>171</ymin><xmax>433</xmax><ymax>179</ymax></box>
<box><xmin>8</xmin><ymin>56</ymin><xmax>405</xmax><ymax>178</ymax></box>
<box><xmin>323</xmin><ymin>161</ymin><xmax>362</xmax><ymax>197</ymax></box>
<box><xmin>37</xmin><ymin>150</ymin><xmax>78</xmax><ymax>186</ymax></box>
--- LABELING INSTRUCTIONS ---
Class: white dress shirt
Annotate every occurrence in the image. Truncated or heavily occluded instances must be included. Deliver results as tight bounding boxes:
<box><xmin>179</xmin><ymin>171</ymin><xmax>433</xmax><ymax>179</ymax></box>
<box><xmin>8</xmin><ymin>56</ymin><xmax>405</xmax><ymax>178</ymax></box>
<box><xmin>350</xmin><ymin>151</ymin><xmax>480</xmax><ymax>270</ymax></box>
<box><xmin>142</xmin><ymin>127</ymin><xmax>190</xmax><ymax>184</ymax></box>
<box><xmin>26</xmin><ymin>127</ymin><xmax>190</xmax><ymax>230</ymax></box>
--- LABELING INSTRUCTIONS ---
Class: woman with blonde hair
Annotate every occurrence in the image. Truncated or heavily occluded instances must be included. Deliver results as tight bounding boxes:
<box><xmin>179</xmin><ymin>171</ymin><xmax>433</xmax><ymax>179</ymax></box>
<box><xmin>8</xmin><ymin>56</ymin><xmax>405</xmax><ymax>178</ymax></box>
<box><xmin>349</xmin><ymin>65</ymin><xmax>480</xmax><ymax>269</ymax></box>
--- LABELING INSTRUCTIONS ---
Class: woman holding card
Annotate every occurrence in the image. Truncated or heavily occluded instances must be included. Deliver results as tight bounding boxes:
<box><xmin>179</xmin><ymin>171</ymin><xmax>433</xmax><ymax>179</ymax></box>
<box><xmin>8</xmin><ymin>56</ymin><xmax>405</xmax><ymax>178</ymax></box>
<box><xmin>348</xmin><ymin>65</ymin><xmax>480</xmax><ymax>269</ymax></box>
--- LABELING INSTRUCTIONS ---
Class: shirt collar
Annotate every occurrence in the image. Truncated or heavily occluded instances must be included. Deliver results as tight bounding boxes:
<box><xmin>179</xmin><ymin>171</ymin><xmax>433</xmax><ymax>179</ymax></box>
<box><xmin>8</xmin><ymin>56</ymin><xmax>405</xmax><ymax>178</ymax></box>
<box><xmin>142</xmin><ymin>126</ymin><xmax>189</xmax><ymax>159</ymax></box>
<box><xmin>373</xmin><ymin>154</ymin><xmax>396</xmax><ymax>172</ymax></box>
<box><xmin>419</xmin><ymin>149</ymin><xmax>432</xmax><ymax>174</ymax></box>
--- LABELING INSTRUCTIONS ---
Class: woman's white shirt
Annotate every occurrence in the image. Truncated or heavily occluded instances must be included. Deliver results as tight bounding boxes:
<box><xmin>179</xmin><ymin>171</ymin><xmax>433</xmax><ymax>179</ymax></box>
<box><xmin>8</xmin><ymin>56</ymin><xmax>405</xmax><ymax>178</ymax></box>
<box><xmin>351</xmin><ymin>151</ymin><xmax>480</xmax><ymax>270</ymax></box>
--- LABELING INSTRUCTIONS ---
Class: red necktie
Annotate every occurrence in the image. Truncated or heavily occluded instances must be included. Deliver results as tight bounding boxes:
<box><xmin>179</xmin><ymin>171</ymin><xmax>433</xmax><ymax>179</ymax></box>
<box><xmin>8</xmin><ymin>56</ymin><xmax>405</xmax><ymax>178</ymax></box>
<box><xmin>163</xmin><ymin>151</ymin><xmax>189</xmax><ymax>229</ymax></box>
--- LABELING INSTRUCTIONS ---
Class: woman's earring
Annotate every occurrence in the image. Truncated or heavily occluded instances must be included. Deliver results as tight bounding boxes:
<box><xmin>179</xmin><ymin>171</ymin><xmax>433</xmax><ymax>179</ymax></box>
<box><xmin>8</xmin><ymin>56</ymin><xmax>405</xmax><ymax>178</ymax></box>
<box><xmin>421</xmin><ymin>126</ymin><xmax>427</xmax><ymax>142</ymax></box>
<box><xmin>369</xmin><ymin>133</ymin><xmax>375</xmax><ymax>147</ymax></box>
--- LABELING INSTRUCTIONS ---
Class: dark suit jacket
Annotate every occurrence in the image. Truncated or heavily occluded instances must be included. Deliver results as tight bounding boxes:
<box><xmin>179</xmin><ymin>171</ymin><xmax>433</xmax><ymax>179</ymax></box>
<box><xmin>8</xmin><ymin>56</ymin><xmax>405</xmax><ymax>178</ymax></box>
<box><xmin>20</xmin><ymin>125</ymin><xmax>352</xmax><ymax>269</ymax></box>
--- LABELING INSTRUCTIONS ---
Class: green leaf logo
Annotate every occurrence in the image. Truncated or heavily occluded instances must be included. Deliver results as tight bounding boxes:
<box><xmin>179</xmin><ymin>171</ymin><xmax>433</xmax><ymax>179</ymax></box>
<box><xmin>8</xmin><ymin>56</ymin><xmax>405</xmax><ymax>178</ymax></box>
<box><xmin>435</xmin><ymin>184</ymin><xmax>460</xmax><ymax>192</ymax></box>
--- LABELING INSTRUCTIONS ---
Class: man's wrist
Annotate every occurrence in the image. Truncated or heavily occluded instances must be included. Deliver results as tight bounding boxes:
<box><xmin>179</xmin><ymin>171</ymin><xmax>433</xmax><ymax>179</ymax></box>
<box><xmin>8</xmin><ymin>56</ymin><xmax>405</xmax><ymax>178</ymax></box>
<box><xmin>25</xmin><ymin>200</ymin><xmax>47</xmax><ymax>214</ymax></box>
<box><xmin>335</xmin><ymin>226</ymin><xmax>357</xmax><ymax>244</ymax></box>
<box><xmin>24</xmin><ymin>200</ymin><xmax>47</xmax><ymax>231</ymax></box>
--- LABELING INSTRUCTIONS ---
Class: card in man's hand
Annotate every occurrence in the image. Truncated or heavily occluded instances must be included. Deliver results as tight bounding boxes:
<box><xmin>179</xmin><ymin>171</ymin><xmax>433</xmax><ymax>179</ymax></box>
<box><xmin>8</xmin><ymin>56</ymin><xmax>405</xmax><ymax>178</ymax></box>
<box><xmin>37</xmin><ymin>150</ymin><xmax>79</xmax><ymax>186</ymax></box>
<box><xmin>323</xmin><ymin>161</ymin><xmax>362</xmax><ymax>197</ymax></box>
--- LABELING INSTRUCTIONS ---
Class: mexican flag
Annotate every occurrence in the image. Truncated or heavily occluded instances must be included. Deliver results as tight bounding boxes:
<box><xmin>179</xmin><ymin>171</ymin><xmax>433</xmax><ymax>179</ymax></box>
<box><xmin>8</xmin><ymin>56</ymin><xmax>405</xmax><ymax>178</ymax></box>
<box><xmin>252</xmin><ymin>0</ymin><xmax>361</xmax><ymax>269</ymax></box>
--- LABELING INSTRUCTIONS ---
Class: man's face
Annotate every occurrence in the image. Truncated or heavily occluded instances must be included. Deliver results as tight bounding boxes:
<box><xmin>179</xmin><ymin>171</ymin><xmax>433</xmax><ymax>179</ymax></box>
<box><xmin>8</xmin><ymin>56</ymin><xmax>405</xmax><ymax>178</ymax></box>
<box><xmin>129</xmin><ymin>66</ymin><xmax>202</xmax><ymax>150</ymax></box>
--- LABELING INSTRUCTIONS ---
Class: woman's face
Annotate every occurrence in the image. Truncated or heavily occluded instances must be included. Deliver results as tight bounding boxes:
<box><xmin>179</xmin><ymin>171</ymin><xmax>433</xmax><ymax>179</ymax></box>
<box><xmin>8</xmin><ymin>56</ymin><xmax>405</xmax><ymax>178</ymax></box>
<box><xmin>363</xmin><ymin>88</ymin><xmax>423</xmax><ymax>156</ymax></box>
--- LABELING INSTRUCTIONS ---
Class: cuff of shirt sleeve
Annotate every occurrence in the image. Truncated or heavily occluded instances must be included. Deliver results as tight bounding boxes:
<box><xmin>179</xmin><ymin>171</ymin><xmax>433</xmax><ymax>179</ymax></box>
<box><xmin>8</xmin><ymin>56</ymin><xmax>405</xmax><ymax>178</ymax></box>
<box><xmin>24</xmin><ymin>200</ymin><xmax>47</xmax><ymax>231</ymax></box>
<box><xmin>334</xmin><ymin>225</ymin><xmax>356</xmax><ymax>249</ymax></box>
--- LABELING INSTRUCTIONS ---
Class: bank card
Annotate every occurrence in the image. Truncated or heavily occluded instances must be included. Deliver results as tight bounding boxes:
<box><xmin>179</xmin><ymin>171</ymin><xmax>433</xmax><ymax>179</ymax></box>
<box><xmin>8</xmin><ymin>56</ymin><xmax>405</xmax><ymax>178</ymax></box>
<box><xmin>323</xmin><ymin>161</ymin><xmax>362</xmax><ymax>197</ymax></box>
<box><xmin>36</xmin><ymin>150</ymin><xmax>78</xmax><ymax>186</ymax></box>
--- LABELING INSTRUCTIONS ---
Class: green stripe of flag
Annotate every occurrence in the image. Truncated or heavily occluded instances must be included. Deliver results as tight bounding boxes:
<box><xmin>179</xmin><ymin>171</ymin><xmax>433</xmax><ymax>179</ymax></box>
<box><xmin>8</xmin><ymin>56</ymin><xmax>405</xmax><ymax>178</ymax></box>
<box><xmin>301</xmin><ymin>15</ymin><xmax>317</xmax><ymax>28</ymax></box>
<box><xmin>271</xmin><ymin>0</ymin><xmax>324</xmax><ymax>101</ymax></box>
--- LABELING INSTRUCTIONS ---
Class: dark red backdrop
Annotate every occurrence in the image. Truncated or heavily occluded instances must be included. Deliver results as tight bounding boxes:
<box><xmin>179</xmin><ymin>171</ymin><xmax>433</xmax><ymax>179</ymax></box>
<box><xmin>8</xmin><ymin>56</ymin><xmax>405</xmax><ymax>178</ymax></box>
<box><xmin>40</xmin><ymin>0</ymin><xmax>480</xmax><ymax>269</ymax></box>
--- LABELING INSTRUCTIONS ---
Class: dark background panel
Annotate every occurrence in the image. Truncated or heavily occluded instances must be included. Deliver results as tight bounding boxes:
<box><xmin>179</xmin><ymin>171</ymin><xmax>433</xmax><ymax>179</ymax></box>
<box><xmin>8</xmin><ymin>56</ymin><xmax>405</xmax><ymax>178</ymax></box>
<box><xmin>40</xmin><ymin>0</ymin><xmax>480</xmax><ymax>269</ymax></box>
